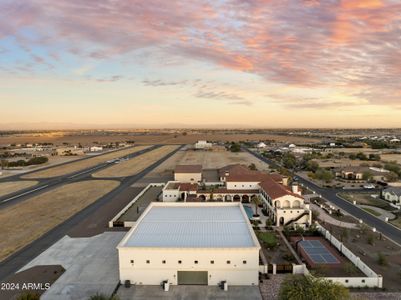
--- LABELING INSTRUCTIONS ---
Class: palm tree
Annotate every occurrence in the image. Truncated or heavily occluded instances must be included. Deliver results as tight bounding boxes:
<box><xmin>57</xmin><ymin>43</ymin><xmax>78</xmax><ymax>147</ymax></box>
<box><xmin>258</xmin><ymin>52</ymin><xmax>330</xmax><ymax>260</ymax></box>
<box><xmin>252</xmin><ymin>195</ymin><xmax>262</xmax><ymax>216</ymax></box>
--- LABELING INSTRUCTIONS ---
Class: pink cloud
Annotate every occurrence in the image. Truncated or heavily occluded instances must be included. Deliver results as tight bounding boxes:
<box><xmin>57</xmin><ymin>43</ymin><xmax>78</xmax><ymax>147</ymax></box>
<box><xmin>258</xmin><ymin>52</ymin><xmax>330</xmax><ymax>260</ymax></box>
<box><xmin>1</xmin><ymin>0</ymin><xmax>401</xmax><ymax>108</ymax></box>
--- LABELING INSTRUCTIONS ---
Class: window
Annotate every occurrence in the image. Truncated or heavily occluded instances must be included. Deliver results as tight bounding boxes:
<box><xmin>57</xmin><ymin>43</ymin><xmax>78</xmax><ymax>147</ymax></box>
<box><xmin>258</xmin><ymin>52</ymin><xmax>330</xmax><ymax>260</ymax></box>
<box><xmin>362</xmin><ymin>279</ymin><xmax>365</xmax><ymax>283</ymax></box>
<box><xmin>146</xmin><ymin>260</ymin><xmax>150</xmax><ymax>264</ymax></box>
<box><xmin>345</xmin><ymin>279</ymin><xmax>349</xmax><ymax>283</ymax></box>
<box><xmin>210</xmin><ymin>260</ymin><xmax>214</xmax><ymax>264</ymax></box>
<box><xmin>227</xmin><ymin>260</ymin><xmax>231</xmax><ymax>264</ymax></box>
<box><xmin>178</xmin><ymin>260</ymin><xmax>182</xmax><ymax>264</ymax></box>
<box><xmin>162</xmin><ymin>260</ymin><xmax>166</xmax><ymax>264</ymax></box>
<box><xmin>194</xmin><ymin>260</ymin><xmax>198</xmax><ymax>264</ymax></box>
<box><xmin>130</xmin><ymin>260</ymin><xmax>134</xmax><ymax>264</ymax></box>
<box><xmin>243</xmin><ymin>260</ymin><xmax>247</xmax><ymax>264</ymax></box>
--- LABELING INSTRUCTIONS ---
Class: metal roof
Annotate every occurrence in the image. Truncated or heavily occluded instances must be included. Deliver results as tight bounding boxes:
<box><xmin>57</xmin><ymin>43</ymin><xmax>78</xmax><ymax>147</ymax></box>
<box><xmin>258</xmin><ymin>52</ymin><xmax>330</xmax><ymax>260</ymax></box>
<box><xmin>122</xmin><ymin>204</ymin><xmax>257</xmax><ymax>248</ymax></box>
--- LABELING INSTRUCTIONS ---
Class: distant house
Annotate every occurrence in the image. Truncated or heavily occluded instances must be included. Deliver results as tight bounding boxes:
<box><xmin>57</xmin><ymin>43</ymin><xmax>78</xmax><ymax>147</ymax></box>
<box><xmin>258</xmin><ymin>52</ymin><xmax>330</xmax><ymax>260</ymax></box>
<box><xmin>337</xmin><ymin>166</ymin><xmax>389</xmax><ymax>181</ymax></box>
<box><xmin>195</xmin><ymin>140</ymin><xmax>212</xmax><ymax>149</ymax></box>
<box><xmin>90</xmin><ymin>146</ymin><xmax>103</xmax><ymax>152</ymax></box>
<box><xmin>382</xmin><ymin>187</ymin><xmax>401</xmax><ymax>205</ymax></box>
<box><xmin>257</xmin><ymin>142</ymin><xmax>267</xmax><ymax>149</ymax></box>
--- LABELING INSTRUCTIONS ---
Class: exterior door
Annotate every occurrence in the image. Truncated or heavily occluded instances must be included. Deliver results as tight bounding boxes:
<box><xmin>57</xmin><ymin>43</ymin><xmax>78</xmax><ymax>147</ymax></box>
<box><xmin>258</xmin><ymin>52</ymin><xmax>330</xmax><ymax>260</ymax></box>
<box><xmin>177</xmin><ymin>271</ymin><xmax>208</xmax><ymax>285</ymax></box>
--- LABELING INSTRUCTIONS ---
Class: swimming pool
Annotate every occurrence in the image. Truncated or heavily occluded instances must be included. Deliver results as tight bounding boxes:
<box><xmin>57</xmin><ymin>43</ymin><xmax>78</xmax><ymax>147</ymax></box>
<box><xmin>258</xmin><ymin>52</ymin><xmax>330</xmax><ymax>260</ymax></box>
<box><xmin>243</xmin><ymin>206</ymin><xmax>254</xmax><ymax>219</ymax></box>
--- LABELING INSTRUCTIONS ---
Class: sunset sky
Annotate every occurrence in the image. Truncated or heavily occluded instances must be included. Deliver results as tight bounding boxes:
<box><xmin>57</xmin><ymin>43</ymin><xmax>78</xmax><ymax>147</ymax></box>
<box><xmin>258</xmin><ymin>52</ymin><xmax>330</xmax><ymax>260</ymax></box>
<box><xmin>1</xmin><ymin>0</ymin><xmax>401</xmax><ymax>129</ymax></box>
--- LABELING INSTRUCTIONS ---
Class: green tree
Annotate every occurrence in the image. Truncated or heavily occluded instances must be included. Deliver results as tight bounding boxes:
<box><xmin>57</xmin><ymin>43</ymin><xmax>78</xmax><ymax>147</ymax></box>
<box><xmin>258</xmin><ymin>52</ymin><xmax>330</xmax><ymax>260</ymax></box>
<box><xmin>279</xmin><ymin>275</ymin><xmax>349</xmax><ymax>300</ymax></box>
<box><xmin>385</xmin><ymin>171</ymin><xmax>399</xmax><ymax>182</ymax></box>
<box><xmin>306</xmin><ymin>160</ymin><xmax>319</xmax><ymax>172</ymax></box>
<box><xmin>362</xmin><ymin>171</ymin><xmax>373</xmax><ymax>181</ymax></box>
<box><xmin>356</xmin><ymin>152</ymin><xmax>368</xmax><ymax>160</ymax></box>
<box><xmin>315</xmin><ymin>168</ymin><xmax>334</xmax><ymax>182</ymax></box>
<box><xmin>229</xmin><ymin>142</ymin><xmax>241</xmax><ymax>152</ymax></box>
<box><xmin>384</xmin><ymin>162</ymin><xmax>401</xmax><ymax>177</ymax></box>
<box><xmin>252</xmin><ymin>195</ymin><xmax>261</xmax><ymax>216</ymax></box>
<box><xmin>369</xmin><ymin>154</ymin><xmax>381</xmax><ymax>161</ymax></box>
<box><xmin>282</xmin><ymin>153</ymin><xmax>297</xmax><ymax>169</ymax></box>
<box><xmin>248</xmin><ymin>163</ymin><xmax>257</xmax><ymax>171</ymax></box>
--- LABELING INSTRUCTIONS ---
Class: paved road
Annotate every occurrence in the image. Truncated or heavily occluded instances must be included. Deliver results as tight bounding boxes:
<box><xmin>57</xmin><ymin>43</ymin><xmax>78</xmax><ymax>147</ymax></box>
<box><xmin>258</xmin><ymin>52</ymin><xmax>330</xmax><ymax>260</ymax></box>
<box><xmin>0</xmin><ymin>145</ymin><xmax>160</xmax><ymax>207</ymax></box>
<box><xmin>0</xmin><ymin>145</ymin><xmax>183</xmax><ymax>282</ymax></box>
<box><xmin>244</xmin><ymin>147</ymin><xmax>401</xmax><ymax>246</ymax></box>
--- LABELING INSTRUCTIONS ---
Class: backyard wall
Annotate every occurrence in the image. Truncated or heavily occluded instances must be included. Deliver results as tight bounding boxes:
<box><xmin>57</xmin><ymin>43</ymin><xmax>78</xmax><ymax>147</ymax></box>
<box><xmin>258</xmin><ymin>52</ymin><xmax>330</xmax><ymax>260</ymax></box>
<box><xmin>108</xmin><ymin>183</ymin><xmax>164</xmax><ymax>227</ymax></box>
<box><xmin>316</xmin><ymin>222</ymin><xmax>383</xmax><ymax>288</ymax></box>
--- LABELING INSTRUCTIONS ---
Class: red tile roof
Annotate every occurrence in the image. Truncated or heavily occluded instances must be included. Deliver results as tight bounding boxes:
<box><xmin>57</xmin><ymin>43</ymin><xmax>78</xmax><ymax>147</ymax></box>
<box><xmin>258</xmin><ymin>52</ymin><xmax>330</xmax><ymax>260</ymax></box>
<box><xmin>259</xmin><ymin>177</ymin><xmax>303</xmax><ymax>200</ymax></box>
<box><xmin>178</xmin><ymin>183</ymin><xmax>198</xmax><ymax>191</ymax></box>
<box><xmin>175</xmin><ymin>164</ymin><xmax>202</xmax><ymax>173</ymax></box>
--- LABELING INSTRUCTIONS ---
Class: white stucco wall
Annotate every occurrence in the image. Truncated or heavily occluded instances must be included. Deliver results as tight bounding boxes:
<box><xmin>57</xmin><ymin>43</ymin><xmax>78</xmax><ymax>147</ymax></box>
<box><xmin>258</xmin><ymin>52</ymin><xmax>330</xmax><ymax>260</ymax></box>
<box><xmin>226</xmin><ymin>182</ymin><xmax>260</xmax><ymax>190</ymax></box>
<box><xmin>163</xmin><ymin>189</ymin><xmax>180</xmax><ymax>202</ymax></box>
<box><xmin>118</xmin><ymin>248</ymin><xmax>259</xmax><ymax>286</ymax></box>
<box><xmin>174</xmin><ymin>173</ymin><xmax>202</xmax><ymax>182</ymax></box>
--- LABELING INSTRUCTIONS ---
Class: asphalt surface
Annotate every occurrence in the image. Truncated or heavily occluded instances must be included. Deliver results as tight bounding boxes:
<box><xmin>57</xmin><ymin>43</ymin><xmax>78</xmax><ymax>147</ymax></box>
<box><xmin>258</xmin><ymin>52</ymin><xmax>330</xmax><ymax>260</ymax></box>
<box><xmin>0</xmin><ymin>144</ymin><xmax>183</xmax><ymax>282</ymax></box>
<box><xmin>244</xmin><ymin>147</ymin><xmax>401</xmax><ymax>246</ymax></box>
<box><xmin>0</xmin><ymin>145</ymin><xmax>159</xmax><ymax>207</ymax></box>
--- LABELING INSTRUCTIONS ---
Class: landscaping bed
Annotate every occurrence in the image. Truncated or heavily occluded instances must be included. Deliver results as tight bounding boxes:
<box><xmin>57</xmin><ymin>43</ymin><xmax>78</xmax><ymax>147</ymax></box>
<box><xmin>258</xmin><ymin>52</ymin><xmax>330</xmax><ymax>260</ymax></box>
<box><xmin>338</xmin><ymin>192</ymin><xmax>394</xmax><ymax>210</ymax></box>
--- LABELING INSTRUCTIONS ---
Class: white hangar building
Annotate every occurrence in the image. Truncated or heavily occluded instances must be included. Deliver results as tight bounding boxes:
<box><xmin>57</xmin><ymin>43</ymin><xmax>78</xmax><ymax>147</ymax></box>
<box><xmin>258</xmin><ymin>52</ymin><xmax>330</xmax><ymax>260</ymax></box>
<box><xmin>117</xmin><ymin>202</ymin><xmax>261</xmax><ymax>286</ymax></box>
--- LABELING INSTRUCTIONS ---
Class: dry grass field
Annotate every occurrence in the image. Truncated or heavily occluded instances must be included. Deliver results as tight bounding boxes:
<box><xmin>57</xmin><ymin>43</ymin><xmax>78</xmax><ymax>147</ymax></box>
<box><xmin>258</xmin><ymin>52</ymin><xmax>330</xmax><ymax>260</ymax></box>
<box><xmin>0</xmin><ymin>180</ymin><xmax>119</xmax><ymax>262</ymax></box>
<box><xmin>148</xmin><ymin>148</ymin><xmax>271</xmax><ymax>176</ymax></box>
<box><xmin>381</xmin><ymin>154</ymin><xmax>401</xmax><ymax>164</ymax></box>
<box><xmin>0</xmin><ymin>181</ymin><xmax>38</xmax><ymax>198</ymax></box>
<box><xmin>313</xmin><ymin>158</ymin><xmax>370</xmax><ymax>168</ymax></box>
<box><xmin>92</xmin><ymin>145</ymin><xmax>179</xmax><ymax>178</ymax></box>
<box><xmin>0</xmin><ymin>133</ymin><xmax>320</xmax><ymax>146</ymax></box>
<box><xmin>22</xmin><ymin>146</ymin><xmax>151</xmax><ymax>179</ymax></box>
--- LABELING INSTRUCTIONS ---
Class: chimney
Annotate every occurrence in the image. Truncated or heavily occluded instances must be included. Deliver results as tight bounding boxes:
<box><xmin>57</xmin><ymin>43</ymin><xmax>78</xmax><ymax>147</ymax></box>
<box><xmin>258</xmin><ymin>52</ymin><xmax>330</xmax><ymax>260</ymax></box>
<box><xmin>292</xmin><ymin>183</ymin><xmax>301</xmax><ymax>195</ymax></box>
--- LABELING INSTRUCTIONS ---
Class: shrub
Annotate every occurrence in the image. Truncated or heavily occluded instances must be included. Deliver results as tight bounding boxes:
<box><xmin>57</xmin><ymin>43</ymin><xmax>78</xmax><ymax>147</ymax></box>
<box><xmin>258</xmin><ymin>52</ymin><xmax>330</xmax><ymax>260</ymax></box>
<box><xmin>17</xmin><ymin>292</ymin><xmax>40</xmax><ymax>300</ymax></box>
<box><xmin>377</xmin><ymin>252</ymin><xmax>387</xmax><ymax>266</ymax></box>
<box><xmin>279</xmin><ymin>275</ymin><xmax>349</xmax><ymax>300</ymax></box>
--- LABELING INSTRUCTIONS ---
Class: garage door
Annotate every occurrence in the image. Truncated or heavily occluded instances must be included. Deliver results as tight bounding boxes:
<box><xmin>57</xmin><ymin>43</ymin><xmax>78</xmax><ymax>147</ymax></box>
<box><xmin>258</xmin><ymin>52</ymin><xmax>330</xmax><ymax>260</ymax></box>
<box><xmin>177</xmin><ymin>271</ymin><xmax>208</xmax><ymax>285</ymax></box>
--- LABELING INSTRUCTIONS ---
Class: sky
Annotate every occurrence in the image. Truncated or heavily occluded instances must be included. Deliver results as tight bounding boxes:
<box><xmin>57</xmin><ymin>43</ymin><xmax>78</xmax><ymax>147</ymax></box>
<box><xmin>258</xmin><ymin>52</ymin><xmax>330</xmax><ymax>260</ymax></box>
<box><xmin>0</xmin><ymin>0</ymin><xmax>401</xmax><ymax>129</ymax></box>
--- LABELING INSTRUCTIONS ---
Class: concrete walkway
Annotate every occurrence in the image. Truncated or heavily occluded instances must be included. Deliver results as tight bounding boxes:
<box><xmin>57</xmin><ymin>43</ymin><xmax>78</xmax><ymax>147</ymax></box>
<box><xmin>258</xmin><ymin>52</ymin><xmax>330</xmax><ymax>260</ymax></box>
<box><xmin>359</xmin><ymin>205</ymin><xmax>396</xmax><ymax>221</ymax></box>
<box><xmin>312</xmin><ymin>203</ymin><xmax>357</xmax><ymax>229</ymax></box>
<box><xmin>19</xmin><ymin>231</ymin><xmax>125</xmax><ymax>300</ymax></box>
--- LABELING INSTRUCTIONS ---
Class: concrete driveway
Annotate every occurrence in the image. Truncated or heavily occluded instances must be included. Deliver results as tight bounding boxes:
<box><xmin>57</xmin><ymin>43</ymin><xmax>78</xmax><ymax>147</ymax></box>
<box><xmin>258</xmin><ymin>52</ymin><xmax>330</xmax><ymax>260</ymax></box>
<box><xmin>19</xmin><ymin>231</ymin><xmax>125</xmax><ymax>300</ymax></box>
<box><xmin>116</xmin><ymin>285</ymin><xmax>262</xmax><ymax>300</ymax></box>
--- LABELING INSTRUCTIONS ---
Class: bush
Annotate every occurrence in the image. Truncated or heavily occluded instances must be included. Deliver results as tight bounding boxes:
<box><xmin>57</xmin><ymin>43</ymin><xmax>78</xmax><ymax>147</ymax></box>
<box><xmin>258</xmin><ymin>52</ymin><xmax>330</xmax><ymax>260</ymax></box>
<box><xmin>17</xmin><ymin>292</ymin><xmax>40</xmax><ymax>300</ymax></box>
<box><xmin>279</xmin><ymin>275</ymin><xmax>349</xmax><ymax>300</ymax></box>
<box><xmin>377</xmin><ymin>252</ymin><xmax>387</xmax><ymax>266</ymax></box>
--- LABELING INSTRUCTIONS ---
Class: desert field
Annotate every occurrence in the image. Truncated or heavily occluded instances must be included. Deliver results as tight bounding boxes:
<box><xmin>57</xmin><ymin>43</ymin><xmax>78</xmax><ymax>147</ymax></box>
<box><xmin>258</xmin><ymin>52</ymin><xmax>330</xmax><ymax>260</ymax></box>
<box><xmin>0</xmin><ymin>181</ymin><xmax>38</xmax><ymax>198</ymax></box>
<box><xmin>380</xmin><ymin>154</ymin><xmax>401</xmax><ymax>164</ymax></box>
<box><xmin>22</xmin><ymin>146</ymin><xmax>151</xmax><ymax>179</ymax></box>
<box><xmin>0</xmin><ymin>180</ymin><xmax>119</xmax><ymax>262</ymax></box>
<box><xmin>92</xmin><ymin>145</ymin><xmax>179</xmax><ymax>178</ymax></box>
<box><xmin>0</xmin><ymin>133</ymin><xmax>320</xmax><ymax>146</ymax></box>
<box><xmin>313</xmin><ymin>158</ymin><xmax>371</xmax><ymax>168</ymax></box>
<box><xmin>149</xmin><ymin>148</ymin><xmax>271</xmax><ymax>174</ymax></box>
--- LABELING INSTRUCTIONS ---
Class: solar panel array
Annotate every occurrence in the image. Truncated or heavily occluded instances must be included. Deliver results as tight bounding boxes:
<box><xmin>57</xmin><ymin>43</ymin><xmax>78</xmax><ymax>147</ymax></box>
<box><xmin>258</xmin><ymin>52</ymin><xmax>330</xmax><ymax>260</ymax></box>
<box><xmin>299</xmin><ymin>240</ymin><xmax>339</xmax><ymax>264</ymax></box>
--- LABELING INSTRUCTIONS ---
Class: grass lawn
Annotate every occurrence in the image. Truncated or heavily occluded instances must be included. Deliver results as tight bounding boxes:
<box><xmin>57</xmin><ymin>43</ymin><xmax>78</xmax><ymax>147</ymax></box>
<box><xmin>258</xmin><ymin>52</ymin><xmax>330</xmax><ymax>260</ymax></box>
<box><xmin>361</xmin><ymin>207</ymin><xmax>381</xmax><ymax>217</ymax></box>
<box><xmin>257</xmin><ymin>231</ymin><xmax>278</xmax><ymax>248</ymax></box>
<box><xmin>338</xmin><ymin>192</ymin><xmax>393</xmax><ymax>210</ymax></box>
<box><xmin>0</xmin><ymin>180</ymin><xmax>120</xmax><ymax>262</ymax></box>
